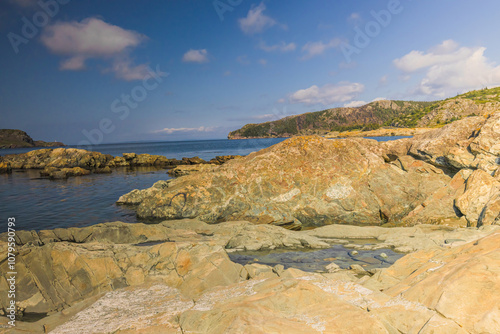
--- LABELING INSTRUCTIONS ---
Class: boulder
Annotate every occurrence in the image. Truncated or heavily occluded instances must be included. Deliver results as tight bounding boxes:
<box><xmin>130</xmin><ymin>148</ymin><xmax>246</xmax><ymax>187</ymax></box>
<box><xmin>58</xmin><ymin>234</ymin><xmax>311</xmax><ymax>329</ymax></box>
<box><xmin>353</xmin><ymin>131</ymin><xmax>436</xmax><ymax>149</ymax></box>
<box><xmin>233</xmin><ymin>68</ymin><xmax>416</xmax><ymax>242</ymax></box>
<box><xmin>118</xmin><ymin>136</ymin><xmax>450</xmax><ymax>228</ymax></box>
<box><xmin>455</xmin><ymin>169</ymin><xmax>500</xmax><ymax>226</ymax></box>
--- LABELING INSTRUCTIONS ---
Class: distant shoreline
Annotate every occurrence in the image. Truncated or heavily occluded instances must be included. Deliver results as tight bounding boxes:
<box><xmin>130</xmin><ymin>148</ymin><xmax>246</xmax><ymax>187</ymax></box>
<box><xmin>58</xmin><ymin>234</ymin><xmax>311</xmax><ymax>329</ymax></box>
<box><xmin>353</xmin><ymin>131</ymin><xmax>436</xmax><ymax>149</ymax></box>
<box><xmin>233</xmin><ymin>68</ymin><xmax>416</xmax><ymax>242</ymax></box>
<box><xmin>227</xmin><ymin>127</ymin><xmax>434</xmax><ymax>140</ymax></box>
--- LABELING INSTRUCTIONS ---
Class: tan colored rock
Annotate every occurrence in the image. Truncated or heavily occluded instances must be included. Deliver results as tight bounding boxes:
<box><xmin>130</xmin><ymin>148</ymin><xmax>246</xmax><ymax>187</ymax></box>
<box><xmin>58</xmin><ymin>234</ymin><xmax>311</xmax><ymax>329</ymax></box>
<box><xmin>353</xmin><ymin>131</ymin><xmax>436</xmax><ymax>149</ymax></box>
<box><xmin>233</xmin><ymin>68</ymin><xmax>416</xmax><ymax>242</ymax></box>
<box><xmin>167</xmin><ymin>163</ymin><xmax>217</xmax><ymax>177</ymax></box>
<box><xmin>381</xmin><ymin>232</ymin><xmax>500</xmax><ymax>333</ymax></box>
<box><xmin>179</xmin><ymin>278</ymin><xmax>389</xmax><ymax>334</ymax></box>
<box><xmin>0</xmin><ymin>240</ymin><xmax>243</xmax><ymax>314</ymax></box>
<box><xmin>409</xmin><ymin>116</ymin><xmax>485</xmax><ymax>171</ymax></box>
<box><xmin>119</xmin><ymin>136</ymin><xmax>450</xmax><ymax>227</ymax></box>
<box><xmin>455</xmin><ymin>169</ymin><xmax>500</xmax><ymax>226</ymax></box>
<box><xmin>401</xmin><ymin>169</ymin><xmax>471</xmax><ymax>227</ymax></box>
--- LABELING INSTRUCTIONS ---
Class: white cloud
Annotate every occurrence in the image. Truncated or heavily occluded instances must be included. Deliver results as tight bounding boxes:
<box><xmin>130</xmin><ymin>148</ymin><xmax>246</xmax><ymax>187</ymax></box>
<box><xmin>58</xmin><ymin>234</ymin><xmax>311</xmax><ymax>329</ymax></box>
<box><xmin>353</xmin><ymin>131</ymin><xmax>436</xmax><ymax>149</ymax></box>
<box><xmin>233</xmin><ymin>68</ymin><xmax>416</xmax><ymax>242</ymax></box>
<box><xmin>277</xmin><ymin>98</ymin><xmax>285</xmax><ymax>103</ymax></box>
<box><xmin>259</xmin><ymin>59</ymin><xmax>267</xmax><ymax>66</ymax></box>
<box><xmin>301</xmin><ymin>38</ymin><xmax>342</xmax><ymax>59</ymax></box>
<box><xmin>394</xmin><ymin>40</ymin><xmax>462</xmax><ymax>72</ymax></box>
<box><xmin>41</xmin><ymin>17</ymin><xmax>148</xmax><ymax>80</ymax></box>
<box><xmin>259</xmin><ymin>41</ymin><xmax>296</xmax><ymax>52</ymax></box>
<box><xmin>182</xmin><ymin>49</ymin><xmax>209</xmax><ymax>63</ymax></box>
<box><xmin>394</xmin><ymin>40</ymin><xmax>500</xmax><ymax>97</ymax></box>
<box><xmin>153</xmin><ymin>126</ymin><xmax>216</xmax><ymax>135</ymax></box>
<box><xmin>372</xmin><ymin>97</ymin><xmax>387</xmax><ymax>102</ymax></box>
<box><xmin>289</xmin><ymin>82</ymin><xmax>365</xmax><ymax>105</ymax></box>
<box><xmin>344</xmin><ymin>100</ymin><xmax>366</xmax><ymax>108</ymax></box>
<box><xmin>379</xmin><ymin>75</ymin><xmax>388</xmax><ymax>85</ymax></box>
<box><xmin>239</xmin><ymin>2</ymin><xmax>277</xmax><ymax>35</ymax></box>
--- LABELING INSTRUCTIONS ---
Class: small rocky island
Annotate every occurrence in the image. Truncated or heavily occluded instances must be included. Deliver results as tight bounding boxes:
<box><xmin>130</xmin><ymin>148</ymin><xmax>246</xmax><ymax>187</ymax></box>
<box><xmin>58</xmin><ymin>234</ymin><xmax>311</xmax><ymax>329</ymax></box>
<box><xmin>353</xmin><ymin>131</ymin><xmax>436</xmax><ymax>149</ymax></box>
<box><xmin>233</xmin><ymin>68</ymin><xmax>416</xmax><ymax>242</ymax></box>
<box><xmin>0</xmin><ymin>129</ymin><xmax>64</xmax><ymax>149</ymax></box>
<box><xmin>1</xmin><ymin>107</ymin><xmax>499</xmax><ymax>333</ymax></box>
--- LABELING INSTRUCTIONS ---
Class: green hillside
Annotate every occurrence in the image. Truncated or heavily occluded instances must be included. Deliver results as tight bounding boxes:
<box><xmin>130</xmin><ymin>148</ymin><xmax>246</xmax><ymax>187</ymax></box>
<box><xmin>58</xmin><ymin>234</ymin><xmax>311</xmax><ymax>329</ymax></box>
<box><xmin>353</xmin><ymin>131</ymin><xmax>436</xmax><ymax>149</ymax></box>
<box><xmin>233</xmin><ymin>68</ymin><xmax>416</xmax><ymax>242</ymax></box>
<box><xmin>228</xmin><ymin>87</ymin><xmax>500</xmax><ymax>139</ymax></box>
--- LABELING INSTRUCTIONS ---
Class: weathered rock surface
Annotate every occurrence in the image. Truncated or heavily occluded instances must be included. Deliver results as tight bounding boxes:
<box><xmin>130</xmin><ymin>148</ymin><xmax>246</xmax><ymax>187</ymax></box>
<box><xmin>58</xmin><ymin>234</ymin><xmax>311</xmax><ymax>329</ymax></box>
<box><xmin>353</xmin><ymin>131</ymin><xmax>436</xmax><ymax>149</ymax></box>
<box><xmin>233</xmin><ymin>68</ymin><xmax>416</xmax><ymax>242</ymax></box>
<box><xmin>167</xmin><ymin>163</ymin><xmax>217</xmax><ymax>177</ymax></box>
<box><xmin>118</xmin><ymin>136</ymin><xmax>450</xmax><ymax>227</ymax></box>
<box><xmin>365</xmin><ymin>231</ymin><xmax>500</xmax><ymax>333</ymax></box>
<box><xmin>5</xmin><ymin>228</ymin><xmax>497</xmax><ymax>334</ymax></box>
<box><xmin>0</xmin><ymin>238</ymin><xmax>243</xmax><ymax>315</ymax></box>
<box><xmin>408</xmin><ymin>113</ymin><xmax>500</xmax><ymax>174</ymax></box>
<box><xmin>0</xmin><ymin>148</ymin><xmax>112</xmax><ymax>171</ymax></box>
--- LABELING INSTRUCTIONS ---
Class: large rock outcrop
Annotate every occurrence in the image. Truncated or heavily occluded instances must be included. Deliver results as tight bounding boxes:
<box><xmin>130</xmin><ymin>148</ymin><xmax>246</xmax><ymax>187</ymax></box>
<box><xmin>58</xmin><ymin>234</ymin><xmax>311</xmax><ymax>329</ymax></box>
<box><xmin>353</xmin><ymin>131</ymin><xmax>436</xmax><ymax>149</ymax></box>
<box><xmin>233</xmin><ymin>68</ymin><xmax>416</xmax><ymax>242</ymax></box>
<box><xmin>118</xmin><ymin>136</ymin><xmax>450</xmax><ymax>228</ymax></box>
<box><xmin>120</xmin><ymin>111</ymin><xmax>500</xmax><ymax>229</ymax></box>
<box><xmin>400</xmin><ymin>113</ymin><xmax>500</xmax><ymax>227</ymax></box>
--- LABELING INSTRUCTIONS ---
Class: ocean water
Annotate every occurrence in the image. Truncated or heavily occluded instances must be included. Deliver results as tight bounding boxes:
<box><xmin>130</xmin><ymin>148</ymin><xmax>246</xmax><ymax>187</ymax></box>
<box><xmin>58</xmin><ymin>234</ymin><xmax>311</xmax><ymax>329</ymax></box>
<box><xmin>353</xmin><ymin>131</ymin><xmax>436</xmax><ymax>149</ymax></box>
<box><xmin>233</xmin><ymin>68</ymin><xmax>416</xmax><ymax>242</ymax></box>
<box><xmin>0</xmin><ymin>137</ymin><xmax>410</xmax><ymax>232</ymax></box>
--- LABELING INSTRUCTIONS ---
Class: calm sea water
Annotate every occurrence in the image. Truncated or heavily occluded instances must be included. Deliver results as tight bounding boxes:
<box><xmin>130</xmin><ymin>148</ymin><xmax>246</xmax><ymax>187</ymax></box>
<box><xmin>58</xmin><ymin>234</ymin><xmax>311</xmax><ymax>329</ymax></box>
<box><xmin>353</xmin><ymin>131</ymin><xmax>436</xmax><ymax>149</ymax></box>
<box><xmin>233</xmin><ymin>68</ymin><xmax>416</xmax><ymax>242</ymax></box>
<box><xmin>1</xmin><ymin>137</ymin><xmax>409</xmax><ymax>232</ymax></box>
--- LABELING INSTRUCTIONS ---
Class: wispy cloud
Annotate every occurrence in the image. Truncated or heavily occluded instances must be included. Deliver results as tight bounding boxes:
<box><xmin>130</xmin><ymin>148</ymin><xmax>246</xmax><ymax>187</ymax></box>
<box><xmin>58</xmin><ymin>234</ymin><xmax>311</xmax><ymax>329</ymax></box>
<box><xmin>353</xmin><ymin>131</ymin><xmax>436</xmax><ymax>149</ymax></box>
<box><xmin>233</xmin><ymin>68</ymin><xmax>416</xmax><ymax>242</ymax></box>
<box><xmin>289</xmin><ymin>82</ymin><xmax>364</xmax><ymax>105</ymax></box>
<box><xmin>258</xmin><ymin>41</ymin><xmax>296</xmax><ymax>53</ymax></box>
<box><xmin>182</xmin><ymin>49</ymin><xmax>209</xmax><ymax>63</ymax></box>
<box><xmin>239</xmin><ymin>2</ymin><xmax>283</xmax><ymax>35</ymax></box>
<box><xmin>41</xmin><ymin>17</ymin><xmax>149</xmax><ymax>81</ymax></box>
<box><xmin>394</xmin><ymin>40</ymin><xmax>500</xmax><ymax>97</ymax></box>
<box><xmin>301</xmin><ymin>38</ymin><xmax>342</xmax><ymax>59</ymax></box>
<box><xmin>152</xmin><ymin>126</ymin><xmax>217</xmax><ymax>135</ymax></box>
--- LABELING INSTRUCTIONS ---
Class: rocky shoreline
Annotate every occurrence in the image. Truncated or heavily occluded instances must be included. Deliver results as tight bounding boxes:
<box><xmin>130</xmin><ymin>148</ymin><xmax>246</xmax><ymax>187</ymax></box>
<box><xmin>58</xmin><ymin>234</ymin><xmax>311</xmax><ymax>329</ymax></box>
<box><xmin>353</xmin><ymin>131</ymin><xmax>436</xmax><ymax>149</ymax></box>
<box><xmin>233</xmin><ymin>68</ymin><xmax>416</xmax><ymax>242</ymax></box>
<box><xmin>0</xmin><ymin>111</ymin><xmax>499</xmax><ymax>333</ymax></box>
<box><xmin>0</xmin><ymin>149</ymin><xmax>241</xmax><ymax>179</ymax></box>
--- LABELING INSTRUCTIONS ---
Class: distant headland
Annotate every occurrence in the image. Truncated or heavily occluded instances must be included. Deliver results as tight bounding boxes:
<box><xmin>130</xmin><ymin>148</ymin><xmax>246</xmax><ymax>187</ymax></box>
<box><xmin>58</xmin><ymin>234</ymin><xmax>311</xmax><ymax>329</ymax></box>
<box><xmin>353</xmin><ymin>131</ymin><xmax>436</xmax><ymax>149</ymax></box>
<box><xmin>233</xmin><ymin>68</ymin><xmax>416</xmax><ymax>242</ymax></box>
<box><xmin>0</xmin><ymin>129</ymin><xmax>65</xmax><ymax>149</ymax></box>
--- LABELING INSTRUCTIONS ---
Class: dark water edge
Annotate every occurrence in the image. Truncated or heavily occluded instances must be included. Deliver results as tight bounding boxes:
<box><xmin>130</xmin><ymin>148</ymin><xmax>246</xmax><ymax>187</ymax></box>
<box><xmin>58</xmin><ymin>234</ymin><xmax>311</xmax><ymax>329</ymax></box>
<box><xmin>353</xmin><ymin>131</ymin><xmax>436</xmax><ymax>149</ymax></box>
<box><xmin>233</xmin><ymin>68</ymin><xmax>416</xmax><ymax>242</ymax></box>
<box><xmin>1</xmin><ymin>137</ymin><xmax>410</xmax><ymax>232</ymax></box>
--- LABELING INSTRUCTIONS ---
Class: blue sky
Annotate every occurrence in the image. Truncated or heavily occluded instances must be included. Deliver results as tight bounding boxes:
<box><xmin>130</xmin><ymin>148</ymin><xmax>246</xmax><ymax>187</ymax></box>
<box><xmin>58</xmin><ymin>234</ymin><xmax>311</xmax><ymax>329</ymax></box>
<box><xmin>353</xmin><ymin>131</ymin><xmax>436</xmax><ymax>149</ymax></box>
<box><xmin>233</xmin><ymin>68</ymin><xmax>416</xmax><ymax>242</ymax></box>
<box><xmin>2</xmin><ymin>0</ymin><xmax>500</xmax><ymax>145</ymax></box>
